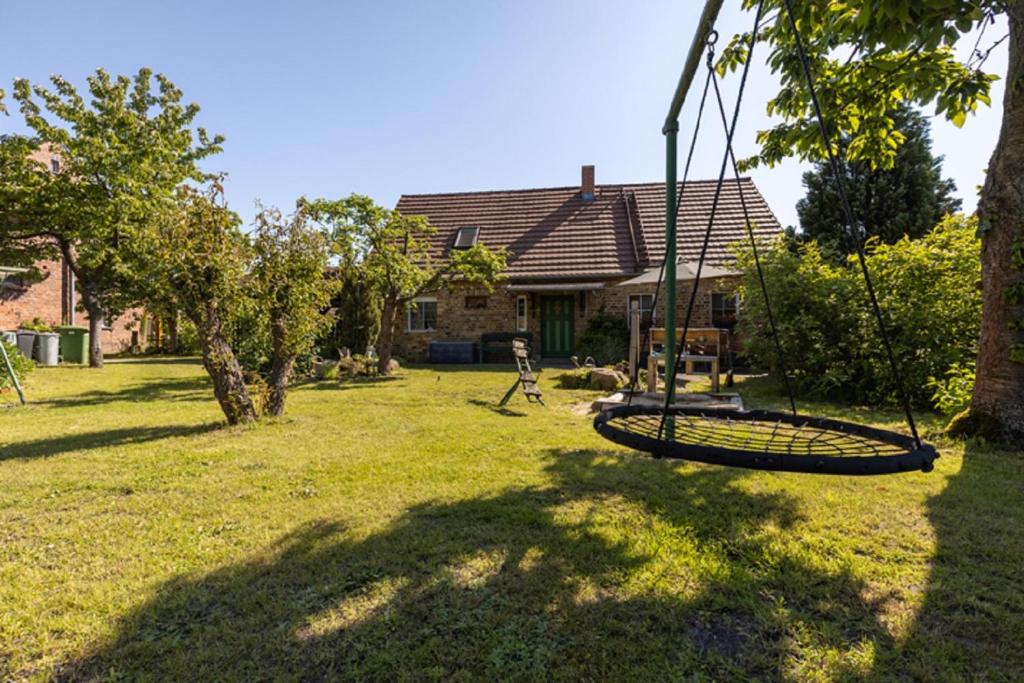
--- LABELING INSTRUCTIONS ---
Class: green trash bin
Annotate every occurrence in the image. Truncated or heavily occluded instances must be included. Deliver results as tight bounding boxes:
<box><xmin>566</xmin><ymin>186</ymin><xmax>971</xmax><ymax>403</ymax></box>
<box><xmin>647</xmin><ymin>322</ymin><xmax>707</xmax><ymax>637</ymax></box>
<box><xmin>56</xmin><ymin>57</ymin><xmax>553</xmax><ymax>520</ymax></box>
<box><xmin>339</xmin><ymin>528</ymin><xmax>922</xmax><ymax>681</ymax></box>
<box><xmin>56</xmin><ymin>326</ymin><xmax>90</xmax><ymax>364</ymax></box>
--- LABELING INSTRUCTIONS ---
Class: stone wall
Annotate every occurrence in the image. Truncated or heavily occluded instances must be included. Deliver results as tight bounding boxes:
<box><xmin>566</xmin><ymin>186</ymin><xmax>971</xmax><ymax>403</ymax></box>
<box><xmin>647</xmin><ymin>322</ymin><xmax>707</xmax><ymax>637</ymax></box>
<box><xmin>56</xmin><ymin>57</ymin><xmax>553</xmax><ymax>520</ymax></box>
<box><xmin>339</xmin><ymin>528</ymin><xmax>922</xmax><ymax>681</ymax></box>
<box><xmin>391</xmin><ymin>276</ymin><xmax>739</xmax><ymax>362</ymax></box>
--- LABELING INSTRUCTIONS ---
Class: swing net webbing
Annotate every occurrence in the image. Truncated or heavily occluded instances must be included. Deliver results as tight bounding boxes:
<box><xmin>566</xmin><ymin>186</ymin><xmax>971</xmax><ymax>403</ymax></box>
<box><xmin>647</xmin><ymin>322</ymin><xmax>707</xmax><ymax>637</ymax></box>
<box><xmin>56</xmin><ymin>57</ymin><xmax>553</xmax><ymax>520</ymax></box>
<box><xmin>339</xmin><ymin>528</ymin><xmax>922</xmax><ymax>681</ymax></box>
<box><xmin>596</xmin><ymin>406</ymin><xmax>937</xmax><ymax>475</ymax></box>
<box><xmin>595</xmin><ymin>0</ymin><xmax>939</xmax><ymax>476</ymax></box>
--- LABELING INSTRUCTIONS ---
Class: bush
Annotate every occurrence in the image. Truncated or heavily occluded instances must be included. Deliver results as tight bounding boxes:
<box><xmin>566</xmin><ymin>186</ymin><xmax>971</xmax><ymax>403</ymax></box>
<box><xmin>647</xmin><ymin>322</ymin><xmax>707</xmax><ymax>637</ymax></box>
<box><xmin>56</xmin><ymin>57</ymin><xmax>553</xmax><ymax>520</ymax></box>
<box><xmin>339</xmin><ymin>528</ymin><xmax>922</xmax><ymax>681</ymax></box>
<box><xmin>556</xmin><ymin>368</ymin><xmax>592</xmax><ymax>389</ymax></box>
<box><xmin>0</xmin><ymin>340</ymin><xmax>34</xmax><ymax>391</ymax></box>
<box><xmin>735</xmin><ymin>214</ymin><xmax>981</xmax><ymax>408</ymax></box>
<box><xmin>19</xmin><ymin>317</ymin><xmax>53</xmax><ymax>333</ymax></box>
<box><xmin>928</xmin><ymin>362</ymin><xmax>975</xmax><ymax>415</ymax></box>
<box><xmin>576</xmin><ymin>308</ymin><xmax>629</xmax><ymax>366</ymax></box>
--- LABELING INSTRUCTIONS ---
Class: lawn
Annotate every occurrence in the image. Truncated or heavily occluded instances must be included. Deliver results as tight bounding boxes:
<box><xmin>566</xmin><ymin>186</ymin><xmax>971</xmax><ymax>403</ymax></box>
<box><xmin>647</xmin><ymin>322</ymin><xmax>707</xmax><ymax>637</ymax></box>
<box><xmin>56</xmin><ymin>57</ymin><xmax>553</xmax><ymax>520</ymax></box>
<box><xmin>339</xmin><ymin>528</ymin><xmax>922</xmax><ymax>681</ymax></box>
<box><xmin>0</xmin><ymin>358</ymin><xmax>1021</xmax><ymax>681</ymax></box>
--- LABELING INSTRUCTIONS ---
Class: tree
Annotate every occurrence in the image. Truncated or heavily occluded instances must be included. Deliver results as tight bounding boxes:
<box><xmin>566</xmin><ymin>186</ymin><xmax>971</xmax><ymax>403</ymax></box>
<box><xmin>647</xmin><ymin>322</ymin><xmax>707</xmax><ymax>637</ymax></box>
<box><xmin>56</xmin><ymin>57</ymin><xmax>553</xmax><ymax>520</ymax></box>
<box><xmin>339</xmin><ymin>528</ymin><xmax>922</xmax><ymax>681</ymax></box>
<box><xmin>720</xmin><ymin>1</ymin><xmax>1023</xmax><ymax>443</ymax></box>
<box><xmin>324</xmin><ymin>263</ymin><xmax>381</xmax><ymax>356</ymax></box>
<box><xmin>304</xmin><ymin>195</ymin><xmax>507</xmax><ymax>375</ymax></box>
<box><xmin>151</xmin><ymin>183</ymin><xmax>258</xmax><ymax>425</ymax></box>
<box><xmin>250</xmin><ymin>205</ymin><xmax>338</xmax><ymax>417</ymax></box>
<box><xmin>0</xmin><ymin>68</ymin><xmax>222</xmax><ymax>367</ymax></box>
<box><xmin>796</xmin><ymin>107</ymin><xmax>961</xmax><ymax>254</ymax></box>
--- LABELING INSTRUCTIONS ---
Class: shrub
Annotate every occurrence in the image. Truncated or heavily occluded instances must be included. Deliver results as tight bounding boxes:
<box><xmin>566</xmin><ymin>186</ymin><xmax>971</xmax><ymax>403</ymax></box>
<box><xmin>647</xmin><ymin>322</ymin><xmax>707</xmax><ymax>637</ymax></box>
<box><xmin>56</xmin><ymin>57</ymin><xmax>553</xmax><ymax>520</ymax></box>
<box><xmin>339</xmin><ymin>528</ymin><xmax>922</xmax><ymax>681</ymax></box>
<box><xmin>0</xmin><ymin>340</ymin><xmax>34</xmax><ymax>391</ymax></box>
<box><xmin>19</xmin><ymin>317</ymin><xmax>53</xmax><ymax>333</ymax></box>
<box><xmin>928</xmin><ymin>362</ymin><xmax>975</xmax><ymax>415</ymax></box>
<box><xmin>556</xmin><ymin>369</ymin><xmax>592</xmax><ymax>389</ymax></box>
<box><xmin>576</xmin><ymin>308</ymin><xmax>629</xmax><ymax>366</ymax></box>
<box><xmin>735</xmin><ymin>214</ymin><xmax>981</xmax><ymax>407</ymax></box>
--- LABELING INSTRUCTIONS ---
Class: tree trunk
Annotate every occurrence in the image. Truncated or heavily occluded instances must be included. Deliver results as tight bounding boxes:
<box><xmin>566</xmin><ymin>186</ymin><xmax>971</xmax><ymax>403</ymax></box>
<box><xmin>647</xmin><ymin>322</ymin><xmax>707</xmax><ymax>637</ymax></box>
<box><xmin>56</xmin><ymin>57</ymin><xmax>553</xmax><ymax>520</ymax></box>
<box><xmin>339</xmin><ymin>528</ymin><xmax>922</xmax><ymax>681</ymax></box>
<box><xmin>80</xmin><ymin>286</ymin><xmax>105</xmax><ymax>369</ymax></box>
<box><xmin>376</xmin><ymin>297</ymin><xmax>399</xmax><ymax>375</ymax></box>
<box><xmin>58</xmin><ymin>239</ymin><xmax>105</xmax><ymax>369</ymax></box>
<box><xmin>956</xmin><ymin>6</ymin><xmax>1024</xmax><ymax>444</ymax></box>
<box><xmin>195</xmin><ymin>306</ymin><xmax>258</xmax><ymax>425</ymax></box>
<box><xmin>168</xmin><ymin>314</ymin><xmax>179</xmax><ymax>354</ymax></box>
<box><xmin>265</xmin><ymin>319</ymin><xmax>294</xmax><ymax>417</ymax></box>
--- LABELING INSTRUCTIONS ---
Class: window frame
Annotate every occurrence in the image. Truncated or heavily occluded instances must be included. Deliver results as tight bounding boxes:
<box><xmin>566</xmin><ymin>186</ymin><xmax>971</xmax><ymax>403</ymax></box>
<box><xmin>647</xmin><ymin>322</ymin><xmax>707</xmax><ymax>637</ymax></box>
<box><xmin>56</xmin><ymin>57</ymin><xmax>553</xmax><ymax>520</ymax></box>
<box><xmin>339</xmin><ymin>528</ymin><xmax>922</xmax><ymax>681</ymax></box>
<box><xmin>452</xmin><ymin>226</ymin><xmax>480</xmax><ymax>249</ymax></box>
<box><xmin>407</xmin><ymin>297</ymin><xmax>438</xmax><ymax>333</ymax></box>
<box><xmin>626</xmin><ymin>293</ymin><xmax>655</xmax><ymax>329</ymax></box>
<box><xmin>515</xmin><ymin>294</ymin><xmax>528</xmax><ymax>332</ymax></box>
<box><xmin>710</xmin><ymin>292</ymin><xmax>739</xmax><ymax>329</ymax></box>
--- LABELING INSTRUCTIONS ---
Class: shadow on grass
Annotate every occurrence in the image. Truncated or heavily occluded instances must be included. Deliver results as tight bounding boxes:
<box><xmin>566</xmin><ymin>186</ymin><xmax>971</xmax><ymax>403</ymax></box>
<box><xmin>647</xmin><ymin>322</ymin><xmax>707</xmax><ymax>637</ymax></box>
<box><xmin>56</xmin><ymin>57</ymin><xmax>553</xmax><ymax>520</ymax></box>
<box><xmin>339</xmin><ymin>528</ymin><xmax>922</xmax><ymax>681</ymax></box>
<box><xmin>868</xmin><ymin>442</ymin><xmax>1024</xmax><ymax>678</ymax></box>
<box><xmin>303</xmin><ymin>376</ymin><xmax>405</xmax><ymax>392</ymax></box>
<box><xmin>0</xmin><ymin>423</ymin><xmax>221</xmax><ymax>461</ymax></box>
<box><xmin>467</xmin><ymin>398</ymin><xmax>529</xmax><ymax>417</ymax></box>
<box><xmin>65</xmin><ymin>450</ymin><xmax>915</xmax><ymax>680</ymax></box>
<box><xmin>35</xmin><ymin>376</ymin><xmax>212</xmax><ymax>409</ymax></box>
<box><xmin>105</xmin><ymin>356</ymin><xmax>203</xmax><ymax>366</ymax></box>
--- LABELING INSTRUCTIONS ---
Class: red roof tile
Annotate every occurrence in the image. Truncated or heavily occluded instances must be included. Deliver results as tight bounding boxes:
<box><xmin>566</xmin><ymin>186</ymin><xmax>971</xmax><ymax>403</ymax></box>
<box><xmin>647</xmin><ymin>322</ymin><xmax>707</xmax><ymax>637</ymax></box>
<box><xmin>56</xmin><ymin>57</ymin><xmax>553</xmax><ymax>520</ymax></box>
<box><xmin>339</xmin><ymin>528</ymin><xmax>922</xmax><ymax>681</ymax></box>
<box><xmin>395</xmin><ymin>178</ymin><xmax>782</xmax><ymax>282</ymax></box>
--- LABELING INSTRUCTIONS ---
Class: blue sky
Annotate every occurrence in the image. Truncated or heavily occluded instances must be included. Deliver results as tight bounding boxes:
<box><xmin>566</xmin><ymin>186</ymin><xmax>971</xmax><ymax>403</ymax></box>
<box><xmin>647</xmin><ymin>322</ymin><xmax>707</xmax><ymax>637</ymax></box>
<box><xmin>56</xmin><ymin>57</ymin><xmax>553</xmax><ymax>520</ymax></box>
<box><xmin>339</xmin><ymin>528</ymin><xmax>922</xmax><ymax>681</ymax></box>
<box><xmin>0</xmin><ymin>1</ymin><xmax>1007</xmax><ymax>230</ymax></box>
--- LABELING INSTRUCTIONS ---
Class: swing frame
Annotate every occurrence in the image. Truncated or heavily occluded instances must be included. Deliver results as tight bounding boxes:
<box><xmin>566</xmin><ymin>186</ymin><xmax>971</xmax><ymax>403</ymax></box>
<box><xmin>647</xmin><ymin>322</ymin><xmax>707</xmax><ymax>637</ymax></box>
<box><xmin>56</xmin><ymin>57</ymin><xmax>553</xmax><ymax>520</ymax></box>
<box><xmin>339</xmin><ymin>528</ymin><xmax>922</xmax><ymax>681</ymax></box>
<box><xmin>593</xmin><ymin>0</ymin><xmax>939</xmax><ymax>475</ymax></box>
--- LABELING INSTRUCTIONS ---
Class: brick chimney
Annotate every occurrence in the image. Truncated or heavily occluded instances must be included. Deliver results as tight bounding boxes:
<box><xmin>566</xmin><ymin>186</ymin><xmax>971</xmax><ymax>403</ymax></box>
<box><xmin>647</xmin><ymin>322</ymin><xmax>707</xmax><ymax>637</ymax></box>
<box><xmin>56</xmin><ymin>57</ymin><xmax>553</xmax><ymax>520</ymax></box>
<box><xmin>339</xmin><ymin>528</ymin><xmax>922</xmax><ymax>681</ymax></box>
<box><xmin>581</xmin><ymin>164</ymin><xmax>595</xmax><ymax>201</ymax></box>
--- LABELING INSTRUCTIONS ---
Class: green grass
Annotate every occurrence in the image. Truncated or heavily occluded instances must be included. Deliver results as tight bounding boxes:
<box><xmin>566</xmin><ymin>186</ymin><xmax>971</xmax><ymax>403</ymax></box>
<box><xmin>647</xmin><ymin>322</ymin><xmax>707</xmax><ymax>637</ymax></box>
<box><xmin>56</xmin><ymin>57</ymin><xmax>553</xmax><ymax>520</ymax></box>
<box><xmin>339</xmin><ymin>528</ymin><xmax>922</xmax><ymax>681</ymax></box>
<box><xmin>0</xmin><ymin>359</ymin><xmax>1021</xmax><ymax>681</ymax></box>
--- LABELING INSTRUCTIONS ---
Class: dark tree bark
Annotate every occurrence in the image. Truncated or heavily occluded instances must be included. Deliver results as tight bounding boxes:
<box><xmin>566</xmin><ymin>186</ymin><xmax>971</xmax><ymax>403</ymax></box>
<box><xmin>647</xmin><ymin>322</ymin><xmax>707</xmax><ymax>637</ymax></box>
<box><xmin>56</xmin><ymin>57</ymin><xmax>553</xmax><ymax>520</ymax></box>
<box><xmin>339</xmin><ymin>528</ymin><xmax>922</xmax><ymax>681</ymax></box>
<box><xmin>168</xmin><ymin>314</ymin><xmax>179</xmax><ymax>354</ymax></box>
<box><xmin>58</xmin><ymin>240</ymin><xmax>105</xmax><ymax>369</ymax></box>
<box><xmin>82</xmin><ymin>293</ymin><xmax>105</xmax><ymax>369</ymax></box>
<box><xmin>376</xmin><ymin>297</ymin><xmax>400</xmax><ymax>375</ymax></box>
<box><xmin>265</xmin><ymin>319</ymin><xmax>294</xmax><ymax>417</ymax></box>
<box><xmin>193</xmin><ymin>305</ymin><xmax>257</xmax><ymax>425</ymax></box>
<box><xmin>955</xmin><ymin>6</ymin><xmax>1024</xmax><ymax>444</ymax></box>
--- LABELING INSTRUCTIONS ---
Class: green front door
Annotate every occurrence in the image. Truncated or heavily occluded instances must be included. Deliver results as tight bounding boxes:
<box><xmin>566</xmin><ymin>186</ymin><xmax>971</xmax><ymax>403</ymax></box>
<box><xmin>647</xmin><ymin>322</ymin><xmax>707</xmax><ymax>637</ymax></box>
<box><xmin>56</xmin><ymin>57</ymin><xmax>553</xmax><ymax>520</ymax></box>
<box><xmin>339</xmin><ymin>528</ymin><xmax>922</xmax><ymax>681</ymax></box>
<box><xmin>541</xmin><ymin>295</ymin><xmax>575</xmax><ymax>358</ymax></box>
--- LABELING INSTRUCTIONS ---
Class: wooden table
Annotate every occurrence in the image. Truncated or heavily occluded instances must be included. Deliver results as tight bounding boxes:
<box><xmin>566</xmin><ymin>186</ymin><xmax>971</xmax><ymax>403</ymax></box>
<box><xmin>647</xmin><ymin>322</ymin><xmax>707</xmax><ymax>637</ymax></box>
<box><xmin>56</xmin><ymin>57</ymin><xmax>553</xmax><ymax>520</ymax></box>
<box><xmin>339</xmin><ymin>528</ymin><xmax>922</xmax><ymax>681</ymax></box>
<box><xmin>646</xmin><ymin>352</ymin><xmax>720</xmax><ymax>394</ymax></box>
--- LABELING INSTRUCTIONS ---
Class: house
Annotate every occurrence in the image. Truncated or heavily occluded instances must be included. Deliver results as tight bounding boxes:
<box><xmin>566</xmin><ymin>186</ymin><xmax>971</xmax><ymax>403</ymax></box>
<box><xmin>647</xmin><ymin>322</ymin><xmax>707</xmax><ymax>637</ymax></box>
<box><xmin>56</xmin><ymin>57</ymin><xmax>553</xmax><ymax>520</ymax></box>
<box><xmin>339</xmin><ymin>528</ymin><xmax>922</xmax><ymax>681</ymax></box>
<box><xmin>0</xmin><ymin>147</ymin><xmax>142</xmax><ymax>354</ymax></box>
<box><xmin>0</xmin><ymin>261</ymin><xmax>140</xmax><ymax>354</ymax></box>
<box><xmin>392</xmin><ymin>165</ymin><xmax>783</xmax><ymax>361</ymax></box>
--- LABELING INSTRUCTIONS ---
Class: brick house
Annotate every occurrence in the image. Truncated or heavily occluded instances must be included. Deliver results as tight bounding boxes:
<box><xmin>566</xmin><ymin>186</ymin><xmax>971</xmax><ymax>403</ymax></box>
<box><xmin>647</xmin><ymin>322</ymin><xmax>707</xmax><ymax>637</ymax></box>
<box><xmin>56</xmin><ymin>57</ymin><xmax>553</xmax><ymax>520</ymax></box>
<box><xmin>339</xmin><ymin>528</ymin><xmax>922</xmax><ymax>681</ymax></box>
<box><xmin>391</xmin><ymin>166</ymin><xmax>783</xmax><ymax>361</ymax></box>
<box><xmin>0</xmin><ymin>260</ymin><xmax>140</xmax><ymax>354</ymax></box>
<box><xmin>0</xmin><ymin>147</ymin><xmax>141</xmax><ymax>354</ymax></box>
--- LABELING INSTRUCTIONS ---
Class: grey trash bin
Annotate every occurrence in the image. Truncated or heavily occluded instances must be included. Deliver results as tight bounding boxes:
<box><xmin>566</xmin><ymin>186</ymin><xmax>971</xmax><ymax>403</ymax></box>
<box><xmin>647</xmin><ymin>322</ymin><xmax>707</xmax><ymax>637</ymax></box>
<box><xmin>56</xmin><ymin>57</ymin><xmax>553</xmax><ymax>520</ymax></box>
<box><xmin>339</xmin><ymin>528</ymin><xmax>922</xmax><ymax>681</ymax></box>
<box><xmin>16</xmin><ymin>330</ymin><xmax>36</xmax><ymax>359</ymax></box>
<box><xmin>1</xmin><ymin>330</ymin><xmax>16</xmax><ymax>346</ymax></box>
<box><xmin>36</xmin><ymin>332</ymin><xmax>59</xmax><ymax>366</ymax></box>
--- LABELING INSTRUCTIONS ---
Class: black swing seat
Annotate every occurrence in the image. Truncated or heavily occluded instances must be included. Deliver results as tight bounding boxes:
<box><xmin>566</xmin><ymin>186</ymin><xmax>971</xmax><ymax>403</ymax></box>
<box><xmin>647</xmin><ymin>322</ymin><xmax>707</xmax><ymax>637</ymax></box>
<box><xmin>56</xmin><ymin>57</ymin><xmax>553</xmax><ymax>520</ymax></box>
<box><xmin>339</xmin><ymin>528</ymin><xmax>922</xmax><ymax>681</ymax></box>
<box><xmin>594</xmin><ymin>405</ymin><xmax>938</xmax><ymax>476</ymax></box>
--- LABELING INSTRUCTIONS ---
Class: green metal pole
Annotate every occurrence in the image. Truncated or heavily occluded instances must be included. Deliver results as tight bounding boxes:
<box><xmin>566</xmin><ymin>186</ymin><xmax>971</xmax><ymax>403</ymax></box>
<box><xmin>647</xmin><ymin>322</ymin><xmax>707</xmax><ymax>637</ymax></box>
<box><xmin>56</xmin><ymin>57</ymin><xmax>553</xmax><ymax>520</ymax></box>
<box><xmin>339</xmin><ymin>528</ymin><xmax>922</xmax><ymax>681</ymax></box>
<box><xmin>0</xmin><ymin>341</ymin><xmax>26</xmax><ymax>405</ymax></box>
<box><xmin>660</xmin><ymin>0</ymin><xmax>725</xmax><ymax>431</ymax></box>
<box><xmin>664</xmin><ymin>124</ymin><xmax>678</xmax><ymax>437</ymax></box>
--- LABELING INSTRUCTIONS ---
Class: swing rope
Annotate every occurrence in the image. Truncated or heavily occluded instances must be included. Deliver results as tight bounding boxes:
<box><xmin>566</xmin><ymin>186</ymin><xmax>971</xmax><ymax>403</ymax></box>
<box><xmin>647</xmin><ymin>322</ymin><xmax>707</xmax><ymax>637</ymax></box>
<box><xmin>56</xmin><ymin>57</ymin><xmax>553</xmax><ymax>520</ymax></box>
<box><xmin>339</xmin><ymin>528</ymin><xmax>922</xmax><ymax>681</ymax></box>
<box><xmin>780</xmin><ymin>0</ymin><xmax>922</xmax><ymax>449</ymax></box>
<box><xmin>706</xmin><ymin>41</ymin><xmax>798</xmax><ymax>416</ymax></box>
<box><xmin>659</xmin><ymin>0</ymin><xmax>767</xmax><ymax>440</ymax></box>
<box><xmin>625</xmin><ymin>58</ymin><xmax>716</xmax><ymax>407</ymax></box>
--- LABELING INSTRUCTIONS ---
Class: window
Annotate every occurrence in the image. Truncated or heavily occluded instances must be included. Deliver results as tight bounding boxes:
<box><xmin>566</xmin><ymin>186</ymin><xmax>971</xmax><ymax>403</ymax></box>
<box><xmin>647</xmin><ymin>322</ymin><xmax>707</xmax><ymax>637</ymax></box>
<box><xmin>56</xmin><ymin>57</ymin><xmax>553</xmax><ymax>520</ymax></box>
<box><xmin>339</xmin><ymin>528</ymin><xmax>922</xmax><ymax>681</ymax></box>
<box><xmin>50</xmin><ymin>158</ymin><xmax>60</xmax><ymax>174</ymax></box>
<box><xmin>0</xmin><ymin>267</ymin><xmax>28</xmax><ymax>293</ymax></box>
<box><xmin>464</xmin><ymin>295</ymin><xmax>487</xmax><ymax>309</ymax></box>
<box><xmin>626</xmin><ymin>294</ymin><xmax>654</xmax><ymax>328</ymax></box>
<box><xmin>452</xmin><ymin>226</ymin><xmax>479</xmax><ymax>249</ymax></box>
<box><xmin>407</xmin><ymin>298</ymin><xmax>437</xmax><ymax>332</ymax></box>
<box><xmin>711</xmin><ymin>293</ymin><xmax>739</xmax><ymax>329</ymax></box>
<box><xmin>515</xmin><ymin>295</ymin><xmax>528</xmax><ymax>332</ymax></box>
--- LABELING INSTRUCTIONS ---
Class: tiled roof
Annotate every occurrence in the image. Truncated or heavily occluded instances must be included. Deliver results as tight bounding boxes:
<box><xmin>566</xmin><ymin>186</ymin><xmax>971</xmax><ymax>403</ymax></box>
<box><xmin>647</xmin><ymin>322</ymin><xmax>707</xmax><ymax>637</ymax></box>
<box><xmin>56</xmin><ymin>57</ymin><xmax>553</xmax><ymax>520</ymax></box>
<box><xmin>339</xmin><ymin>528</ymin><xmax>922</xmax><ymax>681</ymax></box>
<box><xmin>395</xmin><ymin>178</ymin><xmax>782</xmax><ymax>282</ymax></box>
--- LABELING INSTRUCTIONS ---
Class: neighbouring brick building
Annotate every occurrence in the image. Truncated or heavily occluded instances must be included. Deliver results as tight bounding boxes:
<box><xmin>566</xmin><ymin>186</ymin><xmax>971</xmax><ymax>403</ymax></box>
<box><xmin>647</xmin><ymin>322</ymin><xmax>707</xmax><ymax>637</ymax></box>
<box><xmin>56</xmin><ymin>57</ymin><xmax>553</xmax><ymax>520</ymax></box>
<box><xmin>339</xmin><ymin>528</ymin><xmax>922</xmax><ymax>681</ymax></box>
<box><xmin>0</xmin><ymin>260</ymin><xmax>140</xmax><ymax>354</ymax></box>
<box><xmin>0</xmin><ymin>147</ymin><xmax>141</xmax><ymax>354</ymax></box>
<box><xmin>391</xmin><ymin>165</ymin><xmax>783</xmax><ymax>361</ymax></box>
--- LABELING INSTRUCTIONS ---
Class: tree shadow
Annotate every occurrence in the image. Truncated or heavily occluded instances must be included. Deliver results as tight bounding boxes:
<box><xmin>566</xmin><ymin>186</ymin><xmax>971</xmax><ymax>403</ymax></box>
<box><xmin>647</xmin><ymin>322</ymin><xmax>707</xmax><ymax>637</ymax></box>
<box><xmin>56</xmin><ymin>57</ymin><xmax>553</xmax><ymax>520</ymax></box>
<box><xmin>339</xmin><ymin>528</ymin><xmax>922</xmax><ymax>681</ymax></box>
<box><xmin>34</xmin><ymin>376</ymin><xmax>212</xmax><ymax>409</ymax></box>
<box><xmin>869</xmin><ymin>442</ymin><xmax>1024</xmax><ymax>679</ymax></box>
<box><xmin>65</xmin><ymin>449</ymin><xmax>907</xmax><ymax>680</ymax></box>
<box><xmin>0</xmin><ymin>423</ymin><xmax>222</xmax><ymax>461</ymax></box>
<box><xmin>105</xmin><ymin>357</ymin><xmax>203</xmax><ymax>366</ymax></box>
<box><xmin>467</xmin><ymin>398</ymin><xmax>530</xmax><ymax>417</ymax></box>
<box><xmin>302</xmin><ymin>376</ymin><xmax>405</xmax><ymax>392</ymax></box>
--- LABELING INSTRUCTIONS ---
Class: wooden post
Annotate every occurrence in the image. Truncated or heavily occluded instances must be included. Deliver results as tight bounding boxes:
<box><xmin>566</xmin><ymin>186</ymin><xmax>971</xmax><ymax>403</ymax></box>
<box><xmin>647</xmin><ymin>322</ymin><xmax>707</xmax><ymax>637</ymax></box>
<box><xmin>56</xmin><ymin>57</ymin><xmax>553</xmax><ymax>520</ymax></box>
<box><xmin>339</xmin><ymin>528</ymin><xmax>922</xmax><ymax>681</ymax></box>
<box><xmin>629</xmin><ymin>303</ymin><xmax>640</xmax><ymax>386</ymax></box>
